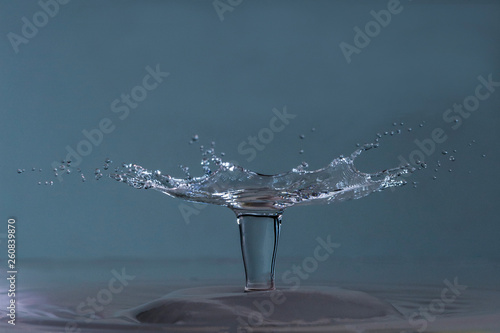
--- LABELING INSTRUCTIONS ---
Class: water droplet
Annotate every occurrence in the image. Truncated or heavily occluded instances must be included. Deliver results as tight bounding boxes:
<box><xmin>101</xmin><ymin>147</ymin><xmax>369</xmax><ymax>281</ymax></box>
<box><xmin>419</xmin><ymin>123</ymin><xmax>424</xmax><ymax>127</ymax></box>
<box><xmin>17</xmin><ymin>169</ymin><xmax>23</xmax><ymax>174</ymax></box>
<box><xmin>220</xmin><ymin>152</ymin><xmax>225</xmax><ymax>157</ymax></box>
<box><xmin>59</xmin><ymin>164</ymin><xmax>65</xmax><ymax>170</ymax></box>
<box><xmin>103</xmin><ymin>163</ymin><xmax>109</xmax><ymax>170</ymax></box>
<box><xmin>407</xmin><ymin>128</ymin><xmax>412</xmax><ymax>132</ymax></box>
<box><xmin>376</xmin><ymin>133</ymin><xmax>382</xmax><ymax>138</ymax></box>
<box><xmin>66</xmin><ymin>169</ymin><xmax>71</xmax><ymax>174</ymax></box>
<box><xmin>384</xmin><ymin>131</ymin><xmax>388</xmax><ymax>135</ymax></box>
<box><xmin>81</xmin><ymin>174</ymin><xmax>86</xmax><ymax>182</ymax></box>
<box><xmin>432</xmin><ymin>176</ymin><xmax>437</xmax><ymax>180</ymax></box>
<box><xmin>38</xmin><ymin>181</ymin><xmax>41</xmax><ymax>185</ymax></box>
<box><xmin>482</xmin><ymin>154</ymin><xmax>486</xmax><ymax>158</ymax></box>
<box><xmin>311</xmin><ymin>127</ymin><xmax>316</xmax><ymax>132</ymax></box>
<box><xmin>299</xmin><ymin>134</ymin><xmax>305</xmax><ymax>139</ymax></box>
<box><xmin>44</xmin><ymin>181</ymin><xmax>49</xmax><ymax>185</ymax></box>
<box><xmin>448</xmin><ymin>169</ymin><xmax>453</xmax><ymax>172</ymax></box>
<box><xmin>390</xmin><ymin>131</ymin><xmax>394</xmax><ymax>136</ymax></box>
<box><xmin>39</xmin><ymin>168</ymin><xmax>42</xmax><ymax>172</ymax></box>
<box><xmin>393</xmin><ymin>122</ymin><xmax>397</xmax><ymax>126</ymax></box>
<box><xmin>49</xmin><ymin>181</ymin><xmax>54</xmax><ymax>185</ymax></box>
<box><xmin>32</xmin><ymin>167</ymin><xmax>36</xmax><ymax>171</ymax></box>
<box><xmin>449</xmin><ymin>156</ymin><xmax>455</xmax><ymax>162</ymax></box>
<box><xmin>396</xmin><ymin>129</ymin><xmax>401</xmax><ymax>134</ymax></box>
<box><xmin>189</xmin><ymin>134</ymin><xmax>199</xmax><ymax>144</ymax></box>
<box><xmin>453</xmin><ymin>149</ymin><xmax>457</xmax><ymax>153</ymax></box>
<box><xmin>105</xmin><ymin>158</ymin><xmax>112</xmax><ymax>164</ymax></box>
<box><xmin>299</xmin><ymin>149</ymin><xmax>304</xmax><ymax>154</ymax></box>
<box><xmin>400</xmin><ymin>122</ymin><xmax>404</xmax><ymax>126</ymax></box>
<box><xmin>441</xmin><ymin>150</ymin><xmax>448</xmax><ymax>155</ymax></box>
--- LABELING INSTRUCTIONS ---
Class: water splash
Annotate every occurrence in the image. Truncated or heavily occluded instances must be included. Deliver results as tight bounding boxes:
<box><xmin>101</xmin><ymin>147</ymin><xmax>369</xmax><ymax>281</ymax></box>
<box><xmin>110</xmin><ymin>147</ymin><xmax>412</xmax><ymax>213</ymax></box>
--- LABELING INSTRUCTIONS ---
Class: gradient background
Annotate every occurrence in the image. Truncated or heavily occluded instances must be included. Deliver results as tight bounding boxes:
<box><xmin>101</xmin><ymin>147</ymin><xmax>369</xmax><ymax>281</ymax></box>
<box><xmin>1</xmin><ymin>0</ymin><xmax>499</xmax><ymax>271</ymax></box>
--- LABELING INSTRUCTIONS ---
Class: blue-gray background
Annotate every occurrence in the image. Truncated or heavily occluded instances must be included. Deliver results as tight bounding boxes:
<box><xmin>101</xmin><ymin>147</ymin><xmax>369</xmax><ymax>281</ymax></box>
<box><xmin>1</xmin><ymin>0</ymin><xmax>499</xmax><ymax>265</ymax></box>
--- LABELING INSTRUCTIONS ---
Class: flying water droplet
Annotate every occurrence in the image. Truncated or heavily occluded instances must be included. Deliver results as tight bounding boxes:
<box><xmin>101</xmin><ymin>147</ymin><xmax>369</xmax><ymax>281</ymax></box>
<box><xmin>189</xmin><ymin>134</ymin><xmax>199</xmax><ymax>144</ymax></box>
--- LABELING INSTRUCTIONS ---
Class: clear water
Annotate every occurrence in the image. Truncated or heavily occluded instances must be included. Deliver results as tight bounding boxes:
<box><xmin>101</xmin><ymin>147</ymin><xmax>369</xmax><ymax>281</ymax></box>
<box><xmin>10</xmin><ymin>132</ymin><xmax>497</xmax><ymax>332</ymax></box>
<box><xmin>2</xmin><ymin>258</ymin><xmax>499</xmax><ymax>333</ymax></box>
<box><xmin>110</xmin><ymin>144</ymin><xmax>412</xmax><ymax>213</ymax></box>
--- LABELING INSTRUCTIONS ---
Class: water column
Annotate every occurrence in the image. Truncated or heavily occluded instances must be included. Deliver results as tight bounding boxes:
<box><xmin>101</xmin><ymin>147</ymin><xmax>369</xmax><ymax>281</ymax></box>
<box><xmin>236</xmin><ymin>212</ymin><xmax>282</xmax><ymax>291</ymax></box>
